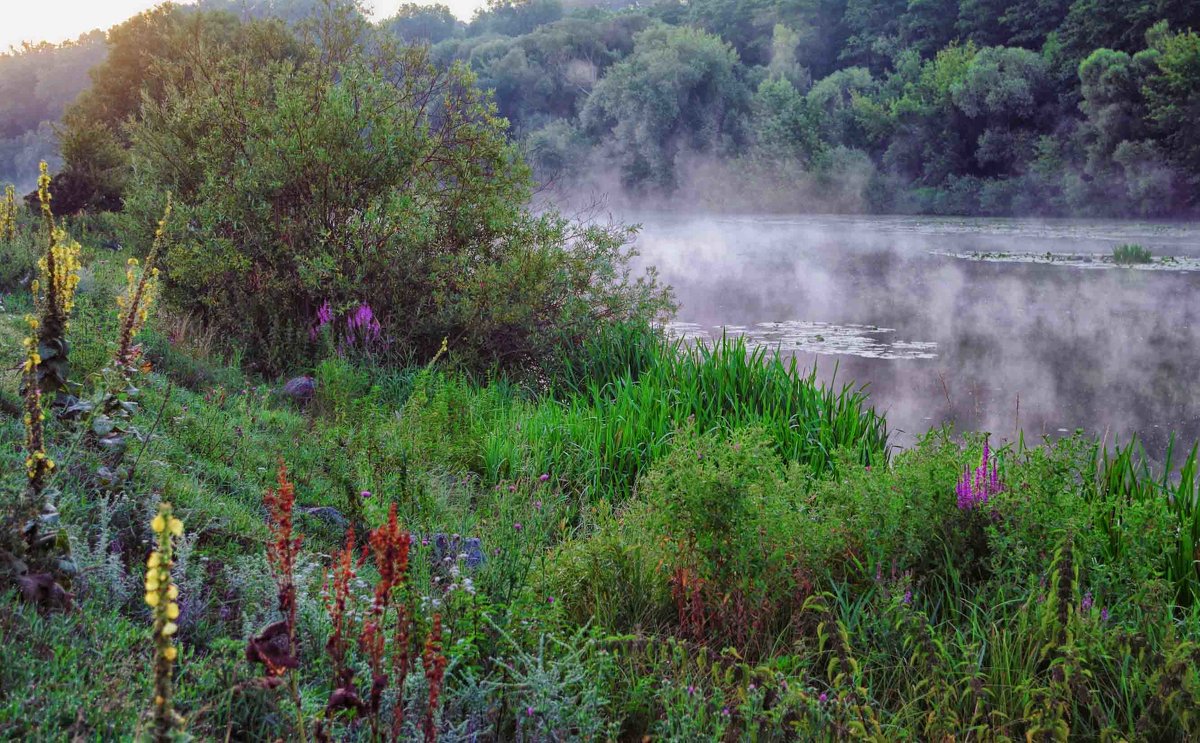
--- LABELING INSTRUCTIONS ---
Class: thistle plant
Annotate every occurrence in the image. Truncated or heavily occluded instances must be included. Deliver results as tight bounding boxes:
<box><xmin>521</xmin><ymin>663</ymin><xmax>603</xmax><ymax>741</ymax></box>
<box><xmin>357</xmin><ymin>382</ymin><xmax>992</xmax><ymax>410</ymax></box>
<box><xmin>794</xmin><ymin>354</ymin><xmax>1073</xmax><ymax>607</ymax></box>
<box><xmin>145</xmin><ymin>502</ymin><xmax>185</xmax><ymax>741</ymax></box>
<box><xmin>115</xmin><ymin>194</ymin><xmax>170</xmax><ymax>373</ymax></box>
<box><xmin>28</xmin><ymin>162</ymin><xmax>82</xmax><ymax>398</ymax></box>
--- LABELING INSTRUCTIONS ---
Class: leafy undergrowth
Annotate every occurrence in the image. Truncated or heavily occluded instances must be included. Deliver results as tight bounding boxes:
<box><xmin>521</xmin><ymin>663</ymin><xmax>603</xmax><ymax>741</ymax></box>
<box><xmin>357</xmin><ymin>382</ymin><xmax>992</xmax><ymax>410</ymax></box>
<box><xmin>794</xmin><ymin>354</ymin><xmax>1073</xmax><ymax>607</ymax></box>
<box><xmin>2</xmin><ymin>246</ymin><xmax>1199</xmax><ymax>741</ymax></box>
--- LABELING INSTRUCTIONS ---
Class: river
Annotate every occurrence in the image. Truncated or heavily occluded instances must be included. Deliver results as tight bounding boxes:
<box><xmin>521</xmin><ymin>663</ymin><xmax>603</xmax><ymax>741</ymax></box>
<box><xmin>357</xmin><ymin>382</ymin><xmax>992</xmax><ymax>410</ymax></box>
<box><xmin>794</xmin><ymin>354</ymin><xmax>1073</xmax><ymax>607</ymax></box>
<box><xmin>630</xmin><ymin>214</ymin><xmax>1200</xmax><ymax>455</ymax></box>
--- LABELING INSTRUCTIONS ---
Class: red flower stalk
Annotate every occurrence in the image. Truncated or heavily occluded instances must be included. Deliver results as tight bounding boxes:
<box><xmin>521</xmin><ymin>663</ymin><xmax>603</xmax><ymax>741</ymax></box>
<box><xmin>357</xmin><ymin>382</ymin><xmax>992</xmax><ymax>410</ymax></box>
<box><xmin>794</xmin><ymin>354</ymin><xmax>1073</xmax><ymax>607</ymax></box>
<box><xmin>265</xmin><ymin>462</ymin><xmax>302</xmax><ymax>634</ymax></box>
<box><xmin>361</xmin><ymin>503</ymin><xmax>412</xmax><ymax>730</ymax></box>
<box><xmin>422</xmin><ymin>614</ymin><xmax>447</xmax><ymax>743</ymax></box>
<box><xmin>325</xmin><ymin>528</ymin><xmax>358</xmax><ymax>690</ymax></box>
<box><xmin>251</xmin><ymin>461</ymin><xmax>308</xmax><ymax>742</ymax></box>
<box><xmin>391</xmin><ymin>599</ymin><xmax>412</xmax><ymax>740</ymax></box>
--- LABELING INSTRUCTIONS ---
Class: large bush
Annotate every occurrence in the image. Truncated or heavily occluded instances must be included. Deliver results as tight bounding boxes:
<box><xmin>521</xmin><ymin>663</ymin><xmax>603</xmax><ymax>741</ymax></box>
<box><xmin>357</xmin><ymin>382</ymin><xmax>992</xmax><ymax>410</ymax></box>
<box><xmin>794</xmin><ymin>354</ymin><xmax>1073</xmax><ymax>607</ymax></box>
<box><xmin>123</xmin><ymin>4</ymin><xmax>671</xmax><ymax>374</ymax></box>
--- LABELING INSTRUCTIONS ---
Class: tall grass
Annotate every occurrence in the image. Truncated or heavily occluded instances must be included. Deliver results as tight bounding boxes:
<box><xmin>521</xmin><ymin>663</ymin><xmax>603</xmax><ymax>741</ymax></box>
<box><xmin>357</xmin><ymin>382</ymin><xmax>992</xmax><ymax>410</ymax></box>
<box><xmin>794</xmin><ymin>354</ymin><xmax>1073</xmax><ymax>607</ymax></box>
<box><xmin>529</xmin><ymin>334</ymin><xmax>887</xmax><ymax>501</ymax></box>
<box><xmin>1087</xmin><ymin>435</ymin><xmax>1200</xmax><ymax>605</ymax></box>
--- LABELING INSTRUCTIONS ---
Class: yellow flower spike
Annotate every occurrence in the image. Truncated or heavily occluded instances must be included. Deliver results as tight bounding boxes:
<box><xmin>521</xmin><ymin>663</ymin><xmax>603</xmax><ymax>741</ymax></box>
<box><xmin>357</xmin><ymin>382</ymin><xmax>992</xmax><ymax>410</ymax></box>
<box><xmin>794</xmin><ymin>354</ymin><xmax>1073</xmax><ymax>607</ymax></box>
<box><xmin>166</xmin><ymin>603</ymin><xmax>180</xmax><ymax>620</ymax></box>
<box><xmin>169</xmin><ymin>518</ymin><xmax>183</xmax><ymax>537</ymax></box>
<box><xmin>167</xmin><ymin>585</ymin><xmax>179</xmax><ymax>600</ymax></box>
<box><xmin>151</xmin><ymin>515</ymin><xmax>166</xmax><ymax>533</ymax></box>
<box><xmin>147</xmin><ymin>553</ymin><xmax>161</xmax><ymax>568</ymax></box>
<box><xmin>164</xmin><ymin>646</ymin><xmax>177</xmax><ymax>662</ymax></box>
<box><xmin>162</xmin><ymin>622</ymin><xmax>178</xmax><ymax>637</ymax></box>
<box><xmin>145</xmin><ymin>592</ymin><xmax>160</xmax><ymax>607</ymax></box>
<box><xmin>146</xmin><ymin>577</ymin><xmax>160</xmax><ymax>592</ymax></box>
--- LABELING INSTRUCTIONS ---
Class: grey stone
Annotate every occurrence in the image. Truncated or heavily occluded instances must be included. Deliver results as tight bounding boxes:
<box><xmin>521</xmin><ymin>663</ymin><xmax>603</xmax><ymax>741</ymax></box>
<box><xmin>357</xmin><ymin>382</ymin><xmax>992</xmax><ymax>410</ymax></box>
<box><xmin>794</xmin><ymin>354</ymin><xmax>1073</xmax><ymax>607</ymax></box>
<box><xmin>281</xmin><ymin>375</ymin><xmax>317</xmax><ymax>402</ymax></box>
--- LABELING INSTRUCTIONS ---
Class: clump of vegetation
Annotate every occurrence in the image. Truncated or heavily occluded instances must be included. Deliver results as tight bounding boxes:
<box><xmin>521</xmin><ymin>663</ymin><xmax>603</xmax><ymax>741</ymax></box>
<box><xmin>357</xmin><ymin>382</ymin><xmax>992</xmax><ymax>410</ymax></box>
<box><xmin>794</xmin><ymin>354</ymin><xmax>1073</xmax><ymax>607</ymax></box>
<box><xmin>1112</xmin><ymin>242</ymin><xmax>1154</xmax><ymax>264</ymax></box>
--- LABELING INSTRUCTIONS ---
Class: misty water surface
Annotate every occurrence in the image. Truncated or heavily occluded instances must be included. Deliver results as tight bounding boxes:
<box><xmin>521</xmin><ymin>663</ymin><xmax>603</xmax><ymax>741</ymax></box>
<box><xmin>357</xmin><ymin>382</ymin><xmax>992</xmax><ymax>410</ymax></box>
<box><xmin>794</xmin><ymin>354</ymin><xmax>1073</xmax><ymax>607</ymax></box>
<box><xmin>629</xmin><ymin>214</ymin><xmax>1200</xmax><ymax>456</ymax></box>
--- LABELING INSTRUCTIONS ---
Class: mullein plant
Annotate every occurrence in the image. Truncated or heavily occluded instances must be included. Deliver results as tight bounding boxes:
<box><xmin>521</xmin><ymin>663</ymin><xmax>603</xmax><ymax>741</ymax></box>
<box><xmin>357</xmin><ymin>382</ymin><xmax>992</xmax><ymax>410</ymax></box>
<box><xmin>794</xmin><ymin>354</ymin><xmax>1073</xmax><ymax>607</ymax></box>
<box><xmin>0</xmin><ymin>168</ymin><xmax>80</xmax><ymax>605</ymax></box>
<box><xmin>114</xmin><ymin>194</ymin><xmax>170</xmax><ymax>375</ymax></box>
<box><xmin>28</xmin><ymin>162</ymin><xmax>82</xmax><ymax>399</ymax></box>
<box><xmin>0</xmin><ymin>184</ymin><xmax>16</xmax><ymax>242</ymax></box>
<box><xmin>77</xmin><ymin>195</ymin><xmax>173</xmax><ymax>465</ymax></box>
<box><xmin>145</xmin><ymin>502</ymin><xmax>185</xmax><ymax>741</ymax></box>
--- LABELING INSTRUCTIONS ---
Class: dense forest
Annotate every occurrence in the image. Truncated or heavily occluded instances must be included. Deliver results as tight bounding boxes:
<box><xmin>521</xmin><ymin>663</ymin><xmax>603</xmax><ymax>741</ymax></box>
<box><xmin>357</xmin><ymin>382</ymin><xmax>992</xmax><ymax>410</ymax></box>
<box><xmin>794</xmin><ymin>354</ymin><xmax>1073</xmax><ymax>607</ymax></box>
<box><xmin>2</xmin><ymin>0</ymin><xmax>1199</xmax><ymax>216</ymax></box>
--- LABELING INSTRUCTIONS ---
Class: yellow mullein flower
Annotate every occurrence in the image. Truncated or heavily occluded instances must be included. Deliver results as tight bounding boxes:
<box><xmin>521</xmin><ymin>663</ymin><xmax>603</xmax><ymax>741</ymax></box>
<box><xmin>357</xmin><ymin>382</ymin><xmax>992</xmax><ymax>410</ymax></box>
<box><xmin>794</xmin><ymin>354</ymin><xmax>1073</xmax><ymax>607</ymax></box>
<box><xmin>146</xmin><ymin>502</ymin><xmax>184</xmax><ymax>737</ymax></box>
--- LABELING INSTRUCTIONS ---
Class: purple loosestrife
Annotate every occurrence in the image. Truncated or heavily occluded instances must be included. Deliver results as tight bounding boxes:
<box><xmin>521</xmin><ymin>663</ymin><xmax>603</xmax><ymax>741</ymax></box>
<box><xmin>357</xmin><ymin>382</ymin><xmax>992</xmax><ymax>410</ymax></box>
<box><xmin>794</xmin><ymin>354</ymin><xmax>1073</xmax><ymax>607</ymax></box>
<box><xmin>957</xmin><ymin>437</ymin><xmax>1003</xmax><ymax>510</ymax></box>
<box><xmin>310</xmin><ymin>300</ymin><xmax>334</xmax><ymax>341</ymax></box>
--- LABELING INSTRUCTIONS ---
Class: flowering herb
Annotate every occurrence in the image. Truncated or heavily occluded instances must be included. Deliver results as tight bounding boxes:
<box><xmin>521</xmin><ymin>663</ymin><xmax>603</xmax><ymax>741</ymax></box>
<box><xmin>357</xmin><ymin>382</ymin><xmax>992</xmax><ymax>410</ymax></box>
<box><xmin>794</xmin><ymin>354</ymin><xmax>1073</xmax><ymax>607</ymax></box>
<box><xmin>145</xmin><ymin>502</ymin><xmax>185</xmax><ymax>742</ymax></box>
<box><xmin>956</xmin><ymin>437</ymin><xmax>1002</xmax><ymax>510</ymax></box>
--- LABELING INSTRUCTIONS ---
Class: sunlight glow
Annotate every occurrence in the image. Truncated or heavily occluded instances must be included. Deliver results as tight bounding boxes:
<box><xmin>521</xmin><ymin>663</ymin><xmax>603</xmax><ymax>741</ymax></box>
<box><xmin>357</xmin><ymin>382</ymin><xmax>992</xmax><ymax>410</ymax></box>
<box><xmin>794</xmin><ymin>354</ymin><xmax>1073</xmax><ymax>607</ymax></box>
<box><xmin>1</xmin><ymin>1</ymin><xmax>484</xmax><ymax>53</ymax></box>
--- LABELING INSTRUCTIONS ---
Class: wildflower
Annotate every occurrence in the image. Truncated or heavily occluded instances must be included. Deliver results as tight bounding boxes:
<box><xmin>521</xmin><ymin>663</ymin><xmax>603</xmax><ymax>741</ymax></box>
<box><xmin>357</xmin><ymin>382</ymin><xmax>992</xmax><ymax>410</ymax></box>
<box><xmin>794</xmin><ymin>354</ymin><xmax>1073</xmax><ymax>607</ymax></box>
<box><xmin>818</xmin><ymin>693</ymin><xmax>828</xmax><ymax>703</ymax></box>
<box><xmin>902</xmin><ymin>589</ymin><xmax>913</xmax><ymax>605</ymax></box>
<box><xmin>360</xmin><ymin>489</ymin><xmax>372</xmax><ymax>500</ymax></box>
<box><xmin>1081</xmin><ymin>591</ymin><xmax>1093</xmax><ymax>612</ymax></box>
<box><xmin>956</xmin><ymin>436</ymin><xmax>1003</xmax><ymax>510</ymax></box>
<box><xmin>1101</xmin><ymin>607</ymin><xmax>1110</xmax><ymax>623</ymax></box>
<box><xmin>538</xmin><ymin>473</ymin><xmax>549</xmax><ymax>483</ymax></box>
<box><xmin>513</xmin><ymin>522</ymin><xmax>522</xmax><ymax>532</ymax></box>
<box><xmin>146</xmin><ymin>502</ymin><xmax>184</xmax><ymax>740</ymax></box>
<box><xmin>525</xmin><ymin>706</ymin><xmax>535</xmax><ymax>717</ymax></box>
<box><xmin>423</xmin><ymin>614</ymin><xmax>447</xmax><ymax>742</ymax></box>
<box><xmin>547</xmin><ymin>596</ymin><xmax>555</xmax><ymax>604</ymax></box>
<box><xmin>114</xmin><ymin>195</ymin><xmax>170</xmax><ymax>373</ymax></box>
<box><xmin>249</xmin><ymin>462</ymin><xmax>307</xmax><ymax>740</ymax></box>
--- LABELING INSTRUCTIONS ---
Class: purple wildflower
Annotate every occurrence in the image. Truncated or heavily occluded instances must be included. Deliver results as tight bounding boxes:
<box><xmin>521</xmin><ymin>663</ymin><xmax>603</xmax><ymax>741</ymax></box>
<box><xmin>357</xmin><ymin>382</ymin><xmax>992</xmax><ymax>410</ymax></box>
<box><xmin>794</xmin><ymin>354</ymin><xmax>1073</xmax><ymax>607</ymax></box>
<box><xmin>957</xmin><ymin>437</ymin><xmax>1004</xmax><ymax>510</ymax></box>
<box><xmin>1081</xmin><ymin>591</ymin><xmax>1093</xmax><ymax>612</ymax></box>
<box><xmin>818</xmin><ymin>693</ymin><xmax>828</xmax><ymax>703</ymax></box>
<box><xmin>310</xmin><ymin>300</ymin><xmax>334</xmax><ymax>340</ymax></box>
<box><xmin>1101</xmin><ymin>607</ymin><xmax>1109</xmax><ymax>623</ymax></box>
<box><xmin>360</xmin><ymin>490</ymin><xmax>372</xmax><ymax>500</ymax></box>
<box><xmin>513</xmin><ymin>522</ymin><xmax>522</xmax><ymax>532</ymax></box>
<box><xmin>525</xmin><ymin>706</ymin><xmax>535</xmax><ymax>717</ymax></box>
<box><xmin>539</xmin><ymin>473</ymin><xmax>550</xmax><ymax>483</ymax></box>
<box><xmin>902</xmin><ymin>589</ymin><xmax>913</xmax><ymax>605</ymax></box>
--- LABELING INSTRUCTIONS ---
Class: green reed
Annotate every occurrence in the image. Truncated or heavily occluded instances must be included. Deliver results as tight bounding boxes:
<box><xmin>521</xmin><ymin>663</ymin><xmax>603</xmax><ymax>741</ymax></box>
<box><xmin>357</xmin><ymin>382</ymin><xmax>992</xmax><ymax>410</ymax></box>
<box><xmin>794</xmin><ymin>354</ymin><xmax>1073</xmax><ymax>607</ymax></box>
<box><xmin>1088</xmin><ymin>435</ymin><xmax>1200</xmax><ymax>605</ymax></box>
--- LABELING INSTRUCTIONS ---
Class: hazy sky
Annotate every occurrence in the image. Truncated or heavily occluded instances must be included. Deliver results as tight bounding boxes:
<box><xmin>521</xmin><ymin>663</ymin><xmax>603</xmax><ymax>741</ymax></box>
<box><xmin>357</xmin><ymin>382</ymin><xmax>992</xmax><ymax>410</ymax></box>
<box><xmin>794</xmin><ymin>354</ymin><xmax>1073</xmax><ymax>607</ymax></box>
<box><xmin>2</xmin><ymin>1</ymin><xmax>485</xmax><ymax>51</ymax></box>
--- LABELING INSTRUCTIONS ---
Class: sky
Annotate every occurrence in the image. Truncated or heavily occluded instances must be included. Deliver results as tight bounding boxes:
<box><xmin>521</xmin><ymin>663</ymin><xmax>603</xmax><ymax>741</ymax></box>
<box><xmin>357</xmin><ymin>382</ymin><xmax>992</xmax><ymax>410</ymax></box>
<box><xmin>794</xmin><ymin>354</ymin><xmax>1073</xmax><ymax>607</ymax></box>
<box><xmin>1</xmin><ymin>0</ymin><xmax>484</xmax><ymax>51</ymax></box>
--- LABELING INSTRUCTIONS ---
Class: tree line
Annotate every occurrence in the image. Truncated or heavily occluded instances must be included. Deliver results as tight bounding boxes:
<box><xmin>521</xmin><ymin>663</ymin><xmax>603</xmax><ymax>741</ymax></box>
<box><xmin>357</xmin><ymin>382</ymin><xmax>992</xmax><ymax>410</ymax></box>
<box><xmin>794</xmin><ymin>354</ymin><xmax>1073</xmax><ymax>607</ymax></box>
<box><xmin>3</xmin><ymin>0</ymin><xmax>1199</xmax><ymax>216</ymax></box>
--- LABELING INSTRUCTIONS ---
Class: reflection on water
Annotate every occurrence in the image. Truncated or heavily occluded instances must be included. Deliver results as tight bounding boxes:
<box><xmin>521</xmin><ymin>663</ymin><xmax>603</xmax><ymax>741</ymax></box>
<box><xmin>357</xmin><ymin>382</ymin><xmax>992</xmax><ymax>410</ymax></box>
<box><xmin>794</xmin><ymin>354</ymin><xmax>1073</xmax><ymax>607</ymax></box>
<box><xmin>668</xmin><ymin>320</ymin><xmax>939</xmax><ymax>359</ymax></box>
<box><xmin>630</xmin><ymin>214</ymin><xmax>1200</xmax><ymax>455</ymax></box>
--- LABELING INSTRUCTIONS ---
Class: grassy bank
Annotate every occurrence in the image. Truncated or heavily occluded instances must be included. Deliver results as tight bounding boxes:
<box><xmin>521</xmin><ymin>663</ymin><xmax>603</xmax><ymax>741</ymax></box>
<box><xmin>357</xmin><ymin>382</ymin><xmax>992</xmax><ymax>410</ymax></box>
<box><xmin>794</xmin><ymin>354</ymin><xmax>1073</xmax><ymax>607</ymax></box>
<box><xmin>0</xmin><ymin>230</ymin><xmax>1198</xmax><ymax>741</ymax></box>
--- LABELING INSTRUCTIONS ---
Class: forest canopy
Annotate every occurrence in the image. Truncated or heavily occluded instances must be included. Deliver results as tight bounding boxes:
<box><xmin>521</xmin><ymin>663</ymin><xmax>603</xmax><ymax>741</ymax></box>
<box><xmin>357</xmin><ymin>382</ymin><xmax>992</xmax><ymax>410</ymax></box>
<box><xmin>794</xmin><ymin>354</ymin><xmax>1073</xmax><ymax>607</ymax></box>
<box><xmin>2</xmin><ymin>0</ymin><xmax>1200</xmax><ymax>216</ymax></box>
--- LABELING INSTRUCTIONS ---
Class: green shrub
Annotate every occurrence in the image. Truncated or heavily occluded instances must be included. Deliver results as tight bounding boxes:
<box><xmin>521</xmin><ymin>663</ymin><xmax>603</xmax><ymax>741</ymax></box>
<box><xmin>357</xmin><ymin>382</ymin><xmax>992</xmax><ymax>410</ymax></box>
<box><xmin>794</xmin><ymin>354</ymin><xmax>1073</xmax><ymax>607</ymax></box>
<box><xmin>124</xmin><ymin>6</ymin><xmax>672</xmax><ymax>375</ymax></box>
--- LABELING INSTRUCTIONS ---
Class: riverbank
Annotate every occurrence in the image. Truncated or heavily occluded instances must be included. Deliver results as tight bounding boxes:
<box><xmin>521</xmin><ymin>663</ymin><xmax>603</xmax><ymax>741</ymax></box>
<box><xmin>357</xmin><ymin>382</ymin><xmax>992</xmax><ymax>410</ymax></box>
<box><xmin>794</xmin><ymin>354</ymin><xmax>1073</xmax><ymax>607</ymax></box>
<box><xmin>1</xmin><ymin>238</ymin><xmax>1199</xmax><ymax>740</ymax></box>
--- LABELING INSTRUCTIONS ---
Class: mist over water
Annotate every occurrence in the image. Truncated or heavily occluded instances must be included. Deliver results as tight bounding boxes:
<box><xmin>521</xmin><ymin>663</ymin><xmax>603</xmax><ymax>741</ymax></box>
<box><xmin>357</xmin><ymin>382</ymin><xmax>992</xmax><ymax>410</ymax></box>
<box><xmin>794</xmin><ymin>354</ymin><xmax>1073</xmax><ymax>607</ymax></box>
<box><xmin>627</xmin><ymin>214</ymin><xmax>1200</xmax><ymax>456</ymax></box>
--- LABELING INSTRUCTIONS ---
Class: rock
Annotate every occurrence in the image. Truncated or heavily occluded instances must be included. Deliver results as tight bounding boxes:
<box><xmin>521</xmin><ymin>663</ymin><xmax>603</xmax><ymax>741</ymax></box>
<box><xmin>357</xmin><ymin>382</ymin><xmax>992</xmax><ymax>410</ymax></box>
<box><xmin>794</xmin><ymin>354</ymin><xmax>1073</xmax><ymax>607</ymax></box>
<box><xmin>301</xmin><ymin>506</ymin><xmax>348</xmax><ymax>529</ymax></box>
<box><xmin>281</xmin><ymin>375</ymin><xmax>316</xmax><ymax>402</ymax></box>
<box><xmin>430</xmin><ymin>532</ymin><xmax>485</xmax><ymax>570</ymax></box>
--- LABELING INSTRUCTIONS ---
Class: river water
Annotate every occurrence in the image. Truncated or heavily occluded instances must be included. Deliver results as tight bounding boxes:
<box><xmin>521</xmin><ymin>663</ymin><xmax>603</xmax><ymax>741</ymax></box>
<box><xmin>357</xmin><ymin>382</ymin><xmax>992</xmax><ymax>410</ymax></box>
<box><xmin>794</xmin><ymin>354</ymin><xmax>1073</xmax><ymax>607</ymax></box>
<box><xmin>629</xmin><ymin>214</ymin><xmax>1200</xmax><ymax>455</ymax></box>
